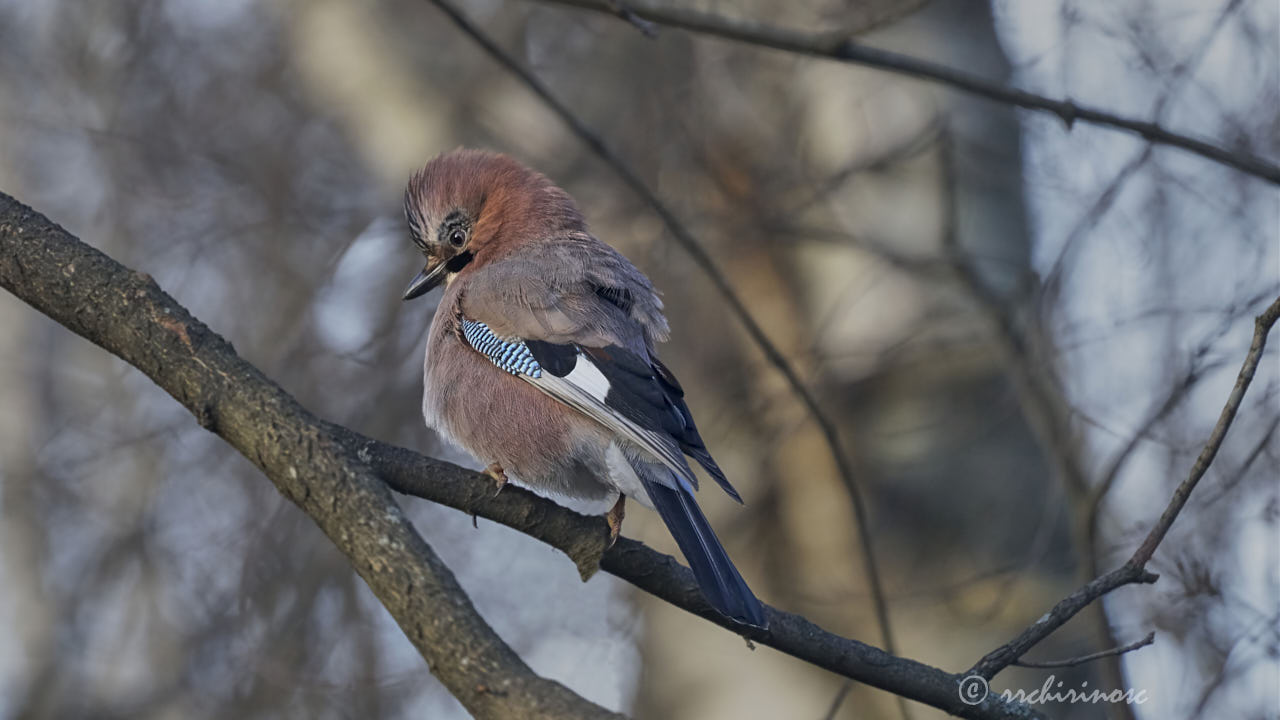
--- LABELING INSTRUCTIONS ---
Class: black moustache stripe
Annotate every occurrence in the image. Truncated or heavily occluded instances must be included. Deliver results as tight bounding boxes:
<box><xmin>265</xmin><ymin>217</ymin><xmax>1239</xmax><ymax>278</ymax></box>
<box><xmin>445</xmin><ymin>251</ymin><xmax>474</xmax><ymax>273</ymax></box>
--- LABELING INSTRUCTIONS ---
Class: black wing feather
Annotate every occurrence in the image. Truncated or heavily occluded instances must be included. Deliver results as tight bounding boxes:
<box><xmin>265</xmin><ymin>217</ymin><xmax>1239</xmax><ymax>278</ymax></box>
<box><xmin>594</xmin><ymin>285</ymin><xmax>634</xmax><ymax>314</ymax></box>
<box><xmin>524</xmin><ymin>339</ymin><xmax>578</xmax><ymax>376</ymax></box>
<box><xmin>525</xmin><ymin>339</ymin><xmax>742</xmax><ymax>503</ymax></box>
<box><xmin>650</xmin><ymin>359</ymin><xmax>737</xmax><ymax>501</ymax></box>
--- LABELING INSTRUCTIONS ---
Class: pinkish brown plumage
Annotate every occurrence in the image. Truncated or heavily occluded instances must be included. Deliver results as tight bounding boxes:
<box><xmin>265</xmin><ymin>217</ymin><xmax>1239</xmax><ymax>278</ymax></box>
<box><xmin>402</xmin><ymin>148</ymin><xmax>766</xmax><ymax>627</ymax></box>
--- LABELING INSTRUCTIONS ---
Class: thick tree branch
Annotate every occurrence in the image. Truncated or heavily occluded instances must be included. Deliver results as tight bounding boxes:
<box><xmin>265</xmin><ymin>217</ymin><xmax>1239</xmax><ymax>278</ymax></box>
<box><xmin>970</xmin><ymin>294</ymin><xmax>1280</xmax><ymax>679</ymax></box>
<box><xmin>0</xmin><ymin>195</ymin><xmax>1043</xmax><ymax>719</ymax></box>
<box><xmin>528</xmin><ymin>0</ymin><xmax>1280</xmax><ymax>185</ymax></box>
<box><xmin>348</xmin><ymin>435</ymin><xmax>1044</xmax><ymax>720</ymax></box>
<box><xmin>0</xmin><ymin>192</ymin><xmax>623</xmax><ymax>720</ymax></box>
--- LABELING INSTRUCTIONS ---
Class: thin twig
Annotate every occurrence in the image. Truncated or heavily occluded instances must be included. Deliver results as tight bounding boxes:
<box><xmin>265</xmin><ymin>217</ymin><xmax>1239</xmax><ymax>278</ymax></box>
<box><xmin>1056</xmin><ymin>3</ymin><xmax>1251</xmax><ymax>673</ymax></box>
<box><xmin>1079</xmin><ymin>361</ymin><xmax>1199</xmax><ymax>720</ymax></box>
<box><xmin>1086</xmin><ymin>362</ymin><xmax>1201</xmax><ymax>541</ymax></box>
<box><xmin>424</xmin><ymin>0</ymin><xmax>900</xmax><ymax>665</ymax></box>
<box><xmin>1187</xmin><ymin>610</ymin><xmax>1280</xmax><ymax>720</ymax></box>
<box><xmin>1044</xmin><ymin>0</ymin><xmax>1243</xmax><ymax>313</ymax></box>
<box><xmin>603</xmin><ymin>0</ymin><xmax>658</xmax><ymax>37</ymax></box>
<box><xmin>969</xmin><ymin>563</ymin><xmax>1159</xmax><ymax>679</ymax></box>
<box><xmin>1129</xmin><ymin>295</ymin><xmax>1280</xmax><ymax>565</ymax></box>
<box><xmin>1012</xmin><ymin>631</ymin><xmax>1155</xmax><ymax>669</ymax></box>
<box><xmin>529</xmin><ymin>0</ymin><xmax>1280</xmax><ymax>185</ymax></box>
<box><xmin>1197</xmin><ymin>414</ymin><xmax>1280</xmax><ymax>509</ymax></box>
<box><xmin>820</xmin><ymin>681</ymin><xmax>854</xmax><ymax>720</ymax></box>
<box><xmin>970</xmin><ymin>294</ymin><xmax>1280</xmax><ymax>678</ymax></box>
<box><xmin>1040</xmin><ymin>146</ymin><xmax>1154</xmax><ymax>307</ymax></box>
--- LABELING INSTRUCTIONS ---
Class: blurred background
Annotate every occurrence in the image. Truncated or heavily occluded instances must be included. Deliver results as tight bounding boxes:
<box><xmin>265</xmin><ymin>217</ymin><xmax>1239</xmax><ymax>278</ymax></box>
<box><xmin>0</xmin><ymin>0</ymin><xmax>1275</xmax><ymax>718</ymax></box>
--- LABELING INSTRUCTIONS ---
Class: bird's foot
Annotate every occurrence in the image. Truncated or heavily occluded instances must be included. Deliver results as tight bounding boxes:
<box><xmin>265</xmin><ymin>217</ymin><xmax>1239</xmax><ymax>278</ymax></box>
<box><xmin>604</xmin><ymin>495</ymin><xmax>626</xmax><ymax>548</ymax></box>
<box><xmin>483</xmin><ymin>463</ymin><xmax>508</xmax><ymax>496</ymax></box>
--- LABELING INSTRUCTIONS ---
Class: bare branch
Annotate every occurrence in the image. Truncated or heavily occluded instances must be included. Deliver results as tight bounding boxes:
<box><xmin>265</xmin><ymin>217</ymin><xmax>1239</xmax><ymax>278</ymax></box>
<box><xmin>970</xmin><ymin>294</ymin><xmax>1280</xmax><ymax>678</ymax></box>
<box><xmin>529</xmin><ymin>0</ymin><xmax>1280</xmax><ymax>185</ymax></box>
<box><xmin>1012</xmin><ymin>632</ymin><xmax>1156</xmax><ymax>669</ymax></box>
<box><xmin>0</xmin><ymin>192</ymin><xmax>1046</xmax><ymax>720</ymax></box>
<box><xmin>1197</xmin><ymin>414</ymin><xmax>1280</xmax><ymax>509</ymax></box>
<box><xmin>1129</xmin><ymin>295</ymin><xmax>1280</xmax><ymax>565</ymax></box>
<box><xmin>821</xmin><ymin>682</ymin><xmax>855</xmax><ymax>720</ymax></box>
<box><xmin>602</xmin><ymin>0</ymin><xmax>658</xmax><ymax>37</ymax></box>
<box><xmin>1088</xmin><ymin>367</ymin><xmax>1195</xmax><ymax>523</ymax></box>
<box><xmin>969</xmin><ymin>564</ymin><xmax>1159</xmax><ymax>680</ymax></box>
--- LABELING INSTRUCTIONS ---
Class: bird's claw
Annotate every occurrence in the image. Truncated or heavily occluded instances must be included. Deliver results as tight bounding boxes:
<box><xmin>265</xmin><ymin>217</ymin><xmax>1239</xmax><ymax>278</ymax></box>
<box><xmin>484</xmin><ymin>463</ymin><xmax>508</xmax><ymax>496</ymax></box>
<box><xmin>605</xmin><ymin>495</ymin><xmax>626</xmax><ymax>548</ymax></box>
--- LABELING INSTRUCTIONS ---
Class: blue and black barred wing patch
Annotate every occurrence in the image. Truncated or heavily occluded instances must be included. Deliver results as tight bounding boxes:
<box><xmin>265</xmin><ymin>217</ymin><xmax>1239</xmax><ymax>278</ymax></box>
<box><xmin>460</xmin><ymin>319</ymin><xmax>543</xmax><ymax>378</ymax></box>
<box><xmin>458</xmin><ymin>316</ymin><xmax>693</xmax><ymax>488</ymax></box>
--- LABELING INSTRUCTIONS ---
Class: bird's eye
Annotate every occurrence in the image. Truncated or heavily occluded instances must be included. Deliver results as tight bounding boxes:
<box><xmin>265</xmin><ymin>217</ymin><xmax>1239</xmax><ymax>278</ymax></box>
<box><xmin>448</xmin><ymin>228</ymin><xmax>467</xmax><ymax>247</ymax></box>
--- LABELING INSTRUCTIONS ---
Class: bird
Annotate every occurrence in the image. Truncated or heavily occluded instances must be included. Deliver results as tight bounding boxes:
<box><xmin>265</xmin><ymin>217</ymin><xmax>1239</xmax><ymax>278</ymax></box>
<box><xmin>401</xmin><ymin>148</ymin><xmax>766</xmax><ymax>628</ymax></box>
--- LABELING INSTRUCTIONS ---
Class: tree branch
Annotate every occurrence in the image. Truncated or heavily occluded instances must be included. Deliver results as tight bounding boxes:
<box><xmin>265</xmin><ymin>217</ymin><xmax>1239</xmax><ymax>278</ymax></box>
<box><xmin>0</xmin><ymin>193</ymin><xmax>1045</xmax><ymax>719</ymax></box>
<box><xmin>0</xmin><ymin>192</ymin><xmax>624</xmax><ymax>720</ymax></box>
<box><xmin>1012</xmin><ymin>632</ymin><xmax>1156</xmax><ymax>670</ymax></box>
<box><xmin>528</xmin><ymin>0</ymin><xmax>1280</xmax><ymax>185</ymax></box>
<box><xmin>347</xmin><ymin>435</ymin><xmax>1044</xmax><ymax>720</ymax></box>
<box><xmin>969</xmin><ymin>294</ymin><xmax>1280</xmax><ymax>679</ymax></box>
<box><xmin>1128</xmin><ymin>295</ymin><xmax>1280</xmax><ymax>566</ymax></box>
<box><xmin>601</xmin><ymin>0</ymin><xmax>658</xmax><ymax>37</ymax></box>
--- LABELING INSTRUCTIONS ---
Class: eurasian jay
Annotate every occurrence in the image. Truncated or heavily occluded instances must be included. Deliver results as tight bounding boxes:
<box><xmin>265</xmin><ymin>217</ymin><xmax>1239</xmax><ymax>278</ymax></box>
<box><xmin>401</xmin><ymin>149</ymin><xmax>766</xmax><ymax>628</ymax></box>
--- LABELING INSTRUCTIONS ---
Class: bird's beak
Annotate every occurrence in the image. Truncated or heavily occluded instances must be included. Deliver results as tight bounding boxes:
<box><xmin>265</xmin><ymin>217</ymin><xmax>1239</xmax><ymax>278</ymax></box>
<box><xmin>403</xmin><ymin>260</ymin><xmax>449</xmax><ymax>301</ymax></box>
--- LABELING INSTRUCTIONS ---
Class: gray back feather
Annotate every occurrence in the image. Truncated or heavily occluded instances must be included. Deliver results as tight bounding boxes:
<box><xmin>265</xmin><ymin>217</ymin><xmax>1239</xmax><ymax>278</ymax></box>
<box><xmin>459</xmin><ymin>232</ymin><xmax>668</xmax><ymax>356</ymax></box>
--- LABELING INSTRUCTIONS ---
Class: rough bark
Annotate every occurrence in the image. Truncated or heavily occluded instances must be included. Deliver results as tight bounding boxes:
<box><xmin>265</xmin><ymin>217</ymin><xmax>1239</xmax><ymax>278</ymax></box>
<box><xmin>0</xmin><ymin>192</ymin><xmax>624</xmax><ymax>720</ymax></box>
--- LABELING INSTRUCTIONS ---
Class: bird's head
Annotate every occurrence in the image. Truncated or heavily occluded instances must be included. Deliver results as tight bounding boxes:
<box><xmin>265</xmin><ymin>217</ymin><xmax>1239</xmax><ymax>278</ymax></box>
<box><xmin>401</xmin><ymin>148</ymin><xmax>585</xmax><ymax>300</ymax></box>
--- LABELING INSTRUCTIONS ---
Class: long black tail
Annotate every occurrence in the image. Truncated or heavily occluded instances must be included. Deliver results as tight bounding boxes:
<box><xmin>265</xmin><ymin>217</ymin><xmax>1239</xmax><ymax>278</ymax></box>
<box><xmin>641</xmin><ymin>476</ymin><xmax>767</xmax><ymax>628</ymax></box>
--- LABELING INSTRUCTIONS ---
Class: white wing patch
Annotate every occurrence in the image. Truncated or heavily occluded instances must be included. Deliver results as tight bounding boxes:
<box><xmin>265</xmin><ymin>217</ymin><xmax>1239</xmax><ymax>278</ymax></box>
<box><xmin>522</xmin><ymin>354</ymin><xmax>696</xmax><ymax>484</ymax></box>
<box><xmin>561</xmin><ymin>356</ymin><xmax>610</xmax><ymax>402</ymax></box>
